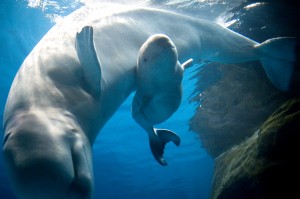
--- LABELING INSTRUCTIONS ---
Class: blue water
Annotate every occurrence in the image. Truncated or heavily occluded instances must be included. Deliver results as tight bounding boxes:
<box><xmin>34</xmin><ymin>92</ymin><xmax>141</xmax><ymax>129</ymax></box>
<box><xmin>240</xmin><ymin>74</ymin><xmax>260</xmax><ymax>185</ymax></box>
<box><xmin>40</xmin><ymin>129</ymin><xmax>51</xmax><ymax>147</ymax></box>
<box><xmin>0</xmin><ymin>0</ymin><xmax>276</xmax><ymax>198</ymax></box>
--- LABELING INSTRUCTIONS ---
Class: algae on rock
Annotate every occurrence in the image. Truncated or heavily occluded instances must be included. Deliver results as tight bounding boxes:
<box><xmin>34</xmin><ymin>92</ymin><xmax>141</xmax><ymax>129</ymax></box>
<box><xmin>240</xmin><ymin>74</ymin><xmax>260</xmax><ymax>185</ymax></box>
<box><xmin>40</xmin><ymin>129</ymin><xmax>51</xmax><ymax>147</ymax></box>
<box><xmin>190</xmin><ymin>62</ymin><xmax>288</xmax><ymax>157</ymax></box>
<box><xmin>212</xmin><ymin>98</ymin><xmax>300</xmax><ymax>199</ymax></box>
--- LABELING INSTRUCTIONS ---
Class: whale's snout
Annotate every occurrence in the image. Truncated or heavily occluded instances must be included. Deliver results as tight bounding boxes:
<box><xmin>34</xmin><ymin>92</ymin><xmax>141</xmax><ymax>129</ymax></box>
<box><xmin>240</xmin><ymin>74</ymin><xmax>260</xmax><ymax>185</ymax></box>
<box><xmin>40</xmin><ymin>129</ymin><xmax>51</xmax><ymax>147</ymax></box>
<box><xmin>150</xmin><ymin>34</ymin><xmax>175</xmax><ymax>49</ymax></box>
<box><xmin>139</xmin><ymin>34</ymin><xmax>177</xmax><ymax>64</ymax></box>
<box><xmin>143</xmin><ymin>34</ymin><xmax>176</xmax><ymax>56</ymax></box>
<box><xmin>2</xmin><ymin>112</ymin><xmax>93</xmax><ymax>199</ymax></box>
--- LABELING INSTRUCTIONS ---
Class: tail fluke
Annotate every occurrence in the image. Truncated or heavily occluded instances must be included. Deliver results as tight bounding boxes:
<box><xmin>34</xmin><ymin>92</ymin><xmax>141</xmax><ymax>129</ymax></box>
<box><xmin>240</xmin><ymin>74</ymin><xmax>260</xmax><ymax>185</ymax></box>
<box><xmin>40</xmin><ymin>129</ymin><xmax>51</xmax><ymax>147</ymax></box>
<box><xmin>256</xmin><ymin>37</ymin><xmax>299</xmax><ymax>91</ymax></box>
<box><xmin>149</xmin><ymin>128</ymin><xmax>180</xmax><ymax>166</ymax></box>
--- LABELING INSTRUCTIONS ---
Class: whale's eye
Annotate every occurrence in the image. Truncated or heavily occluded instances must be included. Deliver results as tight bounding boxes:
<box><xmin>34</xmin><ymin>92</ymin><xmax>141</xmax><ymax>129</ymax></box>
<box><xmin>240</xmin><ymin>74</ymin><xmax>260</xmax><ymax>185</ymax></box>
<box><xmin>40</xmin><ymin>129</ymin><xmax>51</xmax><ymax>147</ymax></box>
<box><xmin>144</xmin><ymin>58</ymin><xmax>147</xmax><ymax>62</ymax></box>
<box><xmin>70</xmin><ymin>128</ymin><xmax>78</xmax><ymax>134</ymax></box>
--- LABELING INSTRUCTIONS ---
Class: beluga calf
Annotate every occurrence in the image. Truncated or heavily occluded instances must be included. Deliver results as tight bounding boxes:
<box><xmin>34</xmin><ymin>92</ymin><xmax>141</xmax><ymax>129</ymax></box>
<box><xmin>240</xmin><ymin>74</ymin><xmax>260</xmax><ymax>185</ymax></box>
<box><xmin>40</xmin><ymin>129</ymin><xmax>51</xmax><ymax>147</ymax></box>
<box><xmin>132</xmin><ymin>34</ymin><xmax>193</xmax><ymax>165</ymax></box>
<box><xmin>2</xmin><ymin>3</ymin><xmax>298</xmax><ymax>199</ymax></box>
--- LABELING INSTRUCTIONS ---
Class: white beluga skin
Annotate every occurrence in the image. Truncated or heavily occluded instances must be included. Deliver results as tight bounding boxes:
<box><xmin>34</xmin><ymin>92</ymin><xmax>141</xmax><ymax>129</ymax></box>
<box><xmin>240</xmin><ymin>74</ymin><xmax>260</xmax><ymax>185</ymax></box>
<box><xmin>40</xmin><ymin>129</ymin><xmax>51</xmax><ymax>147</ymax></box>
<box><xmin>132</xmin><ymin>34</ymin><xmax>193</xmax><ymax>165</ymax></box>
<box><xmin>2</xmin><ymin>3</ymin><xmax>298</xmax><ymax>199</ymax></box>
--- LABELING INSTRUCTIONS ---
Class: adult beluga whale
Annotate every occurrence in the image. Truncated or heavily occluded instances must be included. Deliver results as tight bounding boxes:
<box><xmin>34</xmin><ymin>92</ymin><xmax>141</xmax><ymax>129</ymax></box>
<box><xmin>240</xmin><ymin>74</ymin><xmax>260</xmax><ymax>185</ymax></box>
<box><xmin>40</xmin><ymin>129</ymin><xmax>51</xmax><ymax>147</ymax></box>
<box><xmin>2</xmin><ymin>3</ymin><xmax>298</xmax><ymax>199</ymax></box>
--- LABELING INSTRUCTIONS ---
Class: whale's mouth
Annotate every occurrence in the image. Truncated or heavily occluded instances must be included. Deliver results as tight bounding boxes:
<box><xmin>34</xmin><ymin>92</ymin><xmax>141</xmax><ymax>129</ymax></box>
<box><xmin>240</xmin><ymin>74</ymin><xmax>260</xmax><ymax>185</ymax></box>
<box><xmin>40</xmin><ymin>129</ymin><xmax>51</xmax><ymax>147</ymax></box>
<box><xmin>148</xmin><ymin>49</ymin><xmax>164</xmax><ymax>61</ymax></box>
<box><xmin>147</xmin><ymin>45</ymin><xmax>175</xmax><ymax>64</ymax></box>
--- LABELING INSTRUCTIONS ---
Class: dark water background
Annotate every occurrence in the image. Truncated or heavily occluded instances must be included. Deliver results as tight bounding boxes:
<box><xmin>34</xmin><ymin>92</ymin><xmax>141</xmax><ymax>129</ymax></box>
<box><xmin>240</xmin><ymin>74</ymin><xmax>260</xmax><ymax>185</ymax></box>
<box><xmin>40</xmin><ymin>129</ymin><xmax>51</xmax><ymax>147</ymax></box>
<box><xmin>0</xmin><ymin>0</ymin><xmax>298</xmax><ymax>199</ymax></box>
